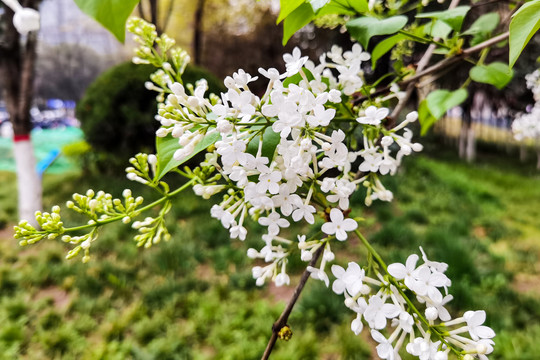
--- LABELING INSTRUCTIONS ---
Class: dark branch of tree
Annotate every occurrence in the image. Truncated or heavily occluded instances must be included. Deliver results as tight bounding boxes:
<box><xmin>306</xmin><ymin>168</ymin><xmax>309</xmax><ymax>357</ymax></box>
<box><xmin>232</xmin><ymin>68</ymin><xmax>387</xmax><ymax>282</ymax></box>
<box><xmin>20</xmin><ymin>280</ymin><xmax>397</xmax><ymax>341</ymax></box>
<box><xmin>261</xmin><ymin>245</ymin><xmax>325</xmax><ymax>360</ymax></box>
<box><xmin>193</xmin><ymin>0</ymin><xmax>205</xmax><ymax>65</ymax></box>
<box><xmin>137</xmin><ymin>1</ymin><xmax>147</xmax><ymax>22</ymax></box>
<box><xmin>149</xmin><ymin>0</ymin><xmax>160</xmax><ymax>35</ymax></box>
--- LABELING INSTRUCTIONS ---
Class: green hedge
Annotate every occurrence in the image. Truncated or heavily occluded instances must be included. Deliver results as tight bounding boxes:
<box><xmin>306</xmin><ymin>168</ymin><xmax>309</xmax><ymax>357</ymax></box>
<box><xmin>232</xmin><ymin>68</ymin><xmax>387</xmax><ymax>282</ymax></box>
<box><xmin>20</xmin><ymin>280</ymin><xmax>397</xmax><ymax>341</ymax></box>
<box><xmin>76</xmin><ymin>61</ymin><xmax>225</xmax><ymax>168</ymax></box>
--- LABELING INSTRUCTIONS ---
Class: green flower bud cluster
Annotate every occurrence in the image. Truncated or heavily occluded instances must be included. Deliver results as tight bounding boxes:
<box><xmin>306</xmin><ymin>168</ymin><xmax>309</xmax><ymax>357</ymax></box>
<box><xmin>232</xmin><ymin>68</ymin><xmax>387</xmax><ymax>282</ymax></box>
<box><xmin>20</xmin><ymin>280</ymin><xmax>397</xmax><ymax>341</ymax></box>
<box><xmin>63</xmin><ymin>228</ymin><xmax>98</xmax><ymax>263</ymax></box>
<box><xmin>14</xmin><ymin>189</ymin><xmax>146</xmax><ymax>262</ymax></box>
<box><xmin>187</xmin><ymin>164</ymin><xmax>221</xmax><ymax>185</ymax></box>
<box><xmin>127</xmin><ymin>17</ymin><xmax>190</xmax><ymax>88</ymax></box>
<box><xmin>14</xmin><ymin>205</ymin><xmax>64</xmax><ymax>246</ymax></box>
<box><xmin>126</xmin><ymin>153</ymin><xmax>171</xmax><ymax>194</ymax></box>
<box><xmin>66</xmin><ymin>189</ymin><xmax>143</xmax><ymax>222</ymax></box>
<box><xmin>132</xmin><ymin>201</ymin><xmax>172</xmax><ymax>248</ymax></box>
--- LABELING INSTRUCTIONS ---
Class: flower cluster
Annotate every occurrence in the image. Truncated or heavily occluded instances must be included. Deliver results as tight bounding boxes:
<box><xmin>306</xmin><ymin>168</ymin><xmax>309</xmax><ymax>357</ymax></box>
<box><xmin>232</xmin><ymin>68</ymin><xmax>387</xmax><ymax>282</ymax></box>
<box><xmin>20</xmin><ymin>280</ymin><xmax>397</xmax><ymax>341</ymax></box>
<box><xmin>513</xmin><ymin>70</ymin><xmax>540</xmax><ymax>142</ymax></box>
<box><xmin>149</xmin><ymin>42</ymin><xmax>422</xmax><ymax>287</ymax></box>
<box><xmin>331</xmin><ymin>248</ymin><xmax>495</xmax><ymax>359</ymax></box>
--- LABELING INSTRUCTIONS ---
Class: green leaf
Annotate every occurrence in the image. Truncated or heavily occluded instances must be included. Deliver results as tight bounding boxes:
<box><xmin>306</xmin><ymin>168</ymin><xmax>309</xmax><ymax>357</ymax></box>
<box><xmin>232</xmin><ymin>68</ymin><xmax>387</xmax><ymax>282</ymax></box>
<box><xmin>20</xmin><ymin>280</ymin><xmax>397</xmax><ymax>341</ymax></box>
<box><xmin>418</xmin><ymin>100</ymin><xmax>437</xmax><ymax>136</ymax></box>
<box><xmin>277</xmin><ymin>0</ymin><xmax>305</xmax><ymax>23</ymax></box>
<box><xmin>246</xmin><ymin>127</ymin><xmax>281</xmax><ymax>161</ymax></box>
<box><xmin>371</xmin><ymin>34</ymin><xmax>406</xmax><ymax>69</ymax></box>
<box><xmin>424</xmin><ymin>20</ymin><xmax>453</xmax><ymax>40</ymax></box>
<box><xmin>470</xmin><ymin>62</ymin><xmax>514</xmax><ymax>90</ymax></box>
<box><xmin>417</xmin><ymin>6</ymin><xmax>471</xmax><ymax>32</ymax></box>
<box><xmin>463</xmin><ymin>13</ymin><xmax>500</xmax><ymax>46</ymax></box>
<box><xmin>155</xmin><ymin>131</ymin><xmax>220</xmax><ymax>180</ymax></box>
<box><xmin>426</xmin><ymin>89</ymin><xmax>468</xmax><ymax>120</ymax></box>
<box><xmin>509</xmin><ymin>0</ymin><xmax>540</xmax><ymax>68</ymax></box>
<box><xmin>315</xmin><ymin>0</ymin><xmax>356</xmax><ymax>17</ymax></box>
<box><xmin>346</xmin><ymin>0</ymin><xmax>368</xmax><ymax>13</ymax></box>
<box><xmin>283</xmin><ymin>3</ymin><xmax>315</xmax><ymax>45</ymax></box>
<box><xmin>346</xmin><ymin>15</ymin><xmax>408</xmax><ymax>48</ymax></box>
<box><xmin>73</xmin><ymin>0</ymin><xmax>140</xmax><ymax>43</ymax></box>
<box><xmin>462</xmin><ymin>13</ymin><xmax>499</xmax><ymax>35</ymax></box>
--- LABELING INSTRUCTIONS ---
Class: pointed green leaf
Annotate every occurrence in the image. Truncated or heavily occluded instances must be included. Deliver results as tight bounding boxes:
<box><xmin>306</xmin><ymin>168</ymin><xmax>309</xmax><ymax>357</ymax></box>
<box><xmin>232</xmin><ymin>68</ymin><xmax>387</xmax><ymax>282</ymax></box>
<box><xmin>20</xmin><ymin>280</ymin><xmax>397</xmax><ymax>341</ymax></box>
<box><xmin>277</xmin><ymin>0</ymin><xmax>306</xmax><ymax>23</ymax></box>
<box><xmin>155</xmin><ymin>131</ymin><xmax>220</xmax><ymax>180</ymax></box>
<box><xmin>283</xmin><ymin>3</ymin><xmax>315</xmax><ymax>45</ymax></box>
<box><xmin>462</xmin><ymin>13</ymin><xmax>499</xmax><ymax>36</ymax></box>
<box><xmin>346</xmin><ymin>0</ymin><xmax>368</xmax><ymax>13</ymax></box>
<box><xmin>247</xmin><ymin>127</ymin><xmax>281</xmax><ymax>161</ymax></box>
<box><xmin>424</xmin><ymin>20</ymin><xmax>453</xmax><ymax>40</ymax></box>
<box><xmin>346</xmin><ymin>15</ymin><xmax>408</xmax><ymax>48</ymax></box>
<box><xmin>426</xmin><ymin>89</ymin><xmax>468</xmax><ymax>120</ymax></box>
<box><xmin>315</xmin><ymin>0</ymin><xmax>356</xmax><ymax>17</ymax></box>
<box><xmin>470</xmin><ymin>62</ymin><xmax>514</xmax><ymax>90</ymax></box>
<box><xmin>371</xmin><ymin>34</ymin><xmax>407</xmax><ymax>69</ymax></box>
<box><xmin>73</xmin><ymin>0</ymin><xmax>140</xmax><ymax>43</ymax></box>
<box><xmin>509</xmin><ymin>0</ymin><xmax>540</xmax><ymax>68</ymax></box>
<box><xmin>417</xmin><ymin>6</ymin><xmax>471</xmax><ymax>32</ymax></box>
<box><xmin>463</xmin><ymin>13</ymin><xmax>500</xmax><ymax>46</ymax></box>
<box><xmin>418</xmin><ymin>99</ymin><xmax>437</xmax><ymax>135</ymax></box>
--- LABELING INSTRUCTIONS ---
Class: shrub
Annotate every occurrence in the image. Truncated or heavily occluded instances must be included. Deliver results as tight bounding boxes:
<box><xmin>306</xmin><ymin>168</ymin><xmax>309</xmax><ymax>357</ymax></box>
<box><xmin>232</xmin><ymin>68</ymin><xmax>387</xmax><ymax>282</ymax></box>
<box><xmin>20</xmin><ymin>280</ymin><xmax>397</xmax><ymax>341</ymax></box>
<box><xmin>76</xmin><ymin>62</ymin><xmax>225</xmax><ymax>168</ymax></box>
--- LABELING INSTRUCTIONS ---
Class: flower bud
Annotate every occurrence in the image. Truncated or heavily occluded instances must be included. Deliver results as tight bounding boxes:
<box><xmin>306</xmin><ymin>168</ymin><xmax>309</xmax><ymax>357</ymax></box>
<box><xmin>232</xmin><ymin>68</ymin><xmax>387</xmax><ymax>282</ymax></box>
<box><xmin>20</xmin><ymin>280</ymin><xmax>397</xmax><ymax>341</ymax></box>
<box><xmin>344</xmin><ymin>298</ymin><xmax>356</xmax><ymax>309</ymax></box>
<box><xmin>425</xmin><ymin>307</ymin><xmax>438</xmax><ymax>321</ymax></box>
<box><xmin>13</xmin><ymin>8</ymin><xmax>40</xmax><ymax>35</ymax></box>
<box><xmin>434</xmin><ymin>352</ymin><xmax>447</xmax><ymax>360</ymax></box>
<box><xmin>247</xmin><ymin>248</ymin><xmax>258</xmax><ymax>258</ymax></box>
<box><xmin>406</xmin><ymin>111</ymin><xmax>418</xmax><ymax>122</ymax></box>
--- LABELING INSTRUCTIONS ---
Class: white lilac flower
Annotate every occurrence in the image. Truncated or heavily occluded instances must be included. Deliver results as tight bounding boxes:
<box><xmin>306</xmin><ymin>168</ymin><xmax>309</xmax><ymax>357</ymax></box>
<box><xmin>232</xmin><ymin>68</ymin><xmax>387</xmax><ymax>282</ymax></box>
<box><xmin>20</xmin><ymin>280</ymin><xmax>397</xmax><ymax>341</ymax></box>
<box><xmin>363</xmin><ymin>295</ymin><xmax>400</xmax><ymax>330</ymax></box>
<box><xmin>412</xmin><ymin>265</ymin><xmax>449</xmax><ymax>303</ymax></box>
<box><xmin>331</xmin><ymin>262</ymin><xmax>365</xmax><ymax>296</ymax></box>
<box><xmin>283</xmin><ymin>47</ymin><xmax>308</xmax><ymax>77</ymax></box>
<box><xmin>275</xmin><ymin>271</ymin><xmax>290</xmax><ymax>287</ymax></box>
<box><xmin>321</xmin><ymin>208</ymin><xmax>358</xmax><ymax>241</ymax></box>
<box><xmin>463</xmin><ymin>310</ymin><xmax>496</xmax><ymax>341</ymax></box>
<box><xmin>371</xmin><ymin>330</ymin><xmax>396</xmax><ymax>360</ymax></box>
<box><xmin>306</xmin><ymin>104</ymin><xmax>336</xmax><ymax>127</ymax></box>
<box><xmin>258</xmin><ymin>211</ymin><xmax>290</xmax><ymax>236</ymax></box>
<box><xmin>307</xmin><ymin>265</ymin><xmax>329</xmax><ymax>286</ymax></box>
<box><xmin>230</xmin><ymin>224</ymin><xmax>247</xmax><ymax>241</ymax></box>
<box><xmin>357</xmin><ymin>106</ymin><xmax>389</xmax><ymax>125</ymax></box>
<box><xmin>257</xmin><ymin>171</ymin><xmax>282</xmax><ymax>195</ymax></box>
<box><xmin>292</xmin><ymin>204</ymin><xmax>316</xmax><ymax>224</ymax></box>
<box><xmin>388</xmin><ymin>254</ymin><xmax>420</xmax><ymax>290</ymax></box>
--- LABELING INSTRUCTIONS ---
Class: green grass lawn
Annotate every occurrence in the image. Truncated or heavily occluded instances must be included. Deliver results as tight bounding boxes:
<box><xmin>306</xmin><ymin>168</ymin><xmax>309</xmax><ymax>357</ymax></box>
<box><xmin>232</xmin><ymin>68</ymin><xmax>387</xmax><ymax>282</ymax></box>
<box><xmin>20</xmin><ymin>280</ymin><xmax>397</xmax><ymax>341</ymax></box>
<box><xmin>0</xmin><ymin>150</ymin><xmax>538</xmax><ymax>359</ymax></box>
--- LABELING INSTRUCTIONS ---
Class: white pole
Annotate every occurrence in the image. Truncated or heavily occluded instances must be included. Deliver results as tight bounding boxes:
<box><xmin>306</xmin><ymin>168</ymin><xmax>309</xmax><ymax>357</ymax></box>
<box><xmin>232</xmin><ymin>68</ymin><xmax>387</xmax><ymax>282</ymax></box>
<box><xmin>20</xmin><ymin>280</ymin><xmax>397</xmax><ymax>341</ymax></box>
<box><xmin>13</xmin><ymin>137</ymin><xmax>42</xmax><ymax>226</ymax></box>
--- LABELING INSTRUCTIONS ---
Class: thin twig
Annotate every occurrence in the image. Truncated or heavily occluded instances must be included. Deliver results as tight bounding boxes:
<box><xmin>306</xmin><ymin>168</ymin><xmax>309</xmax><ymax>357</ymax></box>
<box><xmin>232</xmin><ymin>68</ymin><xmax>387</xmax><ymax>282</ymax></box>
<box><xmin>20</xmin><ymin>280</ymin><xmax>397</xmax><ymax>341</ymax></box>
<box><xmin>261</xmin><ymin>245</ymin><xmax>325</xmax><ymax>360</ymax></box>
<box><xmin>354</xmin><ymin>31</ymin><xmax>510</xmax><ymax>105</ymax></box>
<box><xmin>388</xmin><ymin>0</ymin><xmax>462</xmax><ymax>124</ymax></box>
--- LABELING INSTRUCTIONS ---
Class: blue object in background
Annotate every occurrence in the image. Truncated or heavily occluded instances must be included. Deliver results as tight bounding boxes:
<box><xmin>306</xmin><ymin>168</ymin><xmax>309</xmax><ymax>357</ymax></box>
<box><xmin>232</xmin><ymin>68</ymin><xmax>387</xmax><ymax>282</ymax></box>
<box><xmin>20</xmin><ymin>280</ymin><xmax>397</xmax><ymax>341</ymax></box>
<box><xmin>36</xmin><ymin>149</ymin><xmax>61</xmax><ymax>176</ymax></box>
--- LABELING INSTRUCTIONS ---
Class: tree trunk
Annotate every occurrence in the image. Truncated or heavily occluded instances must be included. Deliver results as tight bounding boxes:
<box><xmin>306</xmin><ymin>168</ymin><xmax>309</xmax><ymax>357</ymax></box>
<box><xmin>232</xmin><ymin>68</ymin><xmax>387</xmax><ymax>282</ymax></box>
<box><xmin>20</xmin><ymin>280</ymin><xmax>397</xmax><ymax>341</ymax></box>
<box><xmin>466</xmin><ymin>126</ymin><xmax>476</xmax><ymax>163</ymax></box>
<box><xmin>0</xmin><ymin>3</ymin><xmax>42</xmax><ymax>225</ymax></box>
<box><xmin>520</xmin><ymin>145</ymin><xmax>527</xmax><ymax>163</ymax></box>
